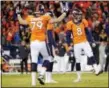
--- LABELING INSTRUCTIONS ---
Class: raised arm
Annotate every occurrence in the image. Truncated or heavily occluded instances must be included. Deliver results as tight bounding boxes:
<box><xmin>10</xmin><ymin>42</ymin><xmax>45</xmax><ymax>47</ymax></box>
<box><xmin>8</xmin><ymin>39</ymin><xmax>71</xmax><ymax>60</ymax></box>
<box><xmin>50</xmin><ymin>12</ymin><xmax>66</xmax><ymax>23</ymax></box>
<box><xmin>16</xmin><ymin>8</ymin><xmax>28</xmax><ymax>25</ymax></box>
<box><xmin>17</xmin><ymin>14</ymin><xmax>28</xmax><ymax>25</ymax></box>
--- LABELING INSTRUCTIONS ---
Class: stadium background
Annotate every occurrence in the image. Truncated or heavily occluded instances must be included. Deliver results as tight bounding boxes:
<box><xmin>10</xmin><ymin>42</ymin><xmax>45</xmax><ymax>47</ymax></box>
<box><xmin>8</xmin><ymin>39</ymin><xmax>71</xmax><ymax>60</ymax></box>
<box><xmin>0</xmin><ymin>1</ymin><xmax>109</xmax><ymax>87</ymax></box>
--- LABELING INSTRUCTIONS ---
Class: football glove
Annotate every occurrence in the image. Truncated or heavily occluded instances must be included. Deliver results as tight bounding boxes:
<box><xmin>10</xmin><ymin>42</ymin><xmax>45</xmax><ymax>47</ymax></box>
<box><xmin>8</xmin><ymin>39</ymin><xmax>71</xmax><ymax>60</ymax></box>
<box><xmin>16</xmin><ymin>7</ymin><xmax>21</xmax><ymax>14</ymax></box>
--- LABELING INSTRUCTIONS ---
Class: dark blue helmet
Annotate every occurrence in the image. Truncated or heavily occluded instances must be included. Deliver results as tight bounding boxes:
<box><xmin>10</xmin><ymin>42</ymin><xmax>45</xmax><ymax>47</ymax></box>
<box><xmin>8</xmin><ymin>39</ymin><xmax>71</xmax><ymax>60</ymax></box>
<box><xmin>72</xmin><ymin>8</ymin><xmax>82</xmax><ymax>24</ymax></box>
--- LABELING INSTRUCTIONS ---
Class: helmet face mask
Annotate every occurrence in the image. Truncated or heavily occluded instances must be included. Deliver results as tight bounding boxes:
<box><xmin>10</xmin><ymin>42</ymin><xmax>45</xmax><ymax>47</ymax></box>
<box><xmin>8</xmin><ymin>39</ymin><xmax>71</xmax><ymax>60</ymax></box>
<box><xmin>72</xmin><ymin>9</ymin><xmax>82</xmax><ymax>24</ymax></box>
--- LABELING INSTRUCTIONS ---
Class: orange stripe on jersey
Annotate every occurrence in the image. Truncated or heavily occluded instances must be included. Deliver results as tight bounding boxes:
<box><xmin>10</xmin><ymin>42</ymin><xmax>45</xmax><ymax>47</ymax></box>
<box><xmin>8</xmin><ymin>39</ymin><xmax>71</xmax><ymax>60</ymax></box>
<box><xmin>66</xmin><ymin>19</ymin><xmax>88</xmax><ymax>44</ymax></box>
<box><xmin>47</xmin><ymin>23</ymin><xmax>54</xmax><ymax>30</ymax></box>
<box><xmin>25</xmin><ymin>15</ymin><xmax>51</xmax><ymax>41</ymax></box>
<box><xmin>54</xmin><ymin>27</ymin><xmax>61</xmax><ymax>34</ymax></box>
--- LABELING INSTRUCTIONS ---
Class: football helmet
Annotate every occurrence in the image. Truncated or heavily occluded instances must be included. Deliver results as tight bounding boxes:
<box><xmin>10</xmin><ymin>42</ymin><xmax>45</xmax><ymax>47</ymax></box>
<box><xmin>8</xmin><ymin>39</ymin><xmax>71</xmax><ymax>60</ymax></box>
<box><xmin>45</xmin><ymin>11</ymin><xmax>54</xmax><ymax>17</ymax></box>
<box><xmin>72</xmin><ymin>8</ymin><xmax>83</xmax><ymax>24</ymax></box>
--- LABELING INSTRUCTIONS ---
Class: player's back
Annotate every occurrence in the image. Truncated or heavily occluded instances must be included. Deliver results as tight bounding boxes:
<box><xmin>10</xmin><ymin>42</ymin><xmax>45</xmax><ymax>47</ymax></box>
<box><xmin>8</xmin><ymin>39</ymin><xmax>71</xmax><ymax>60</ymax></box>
<box><xmin>66</xmin><ymin>19</ymin><xmax>88</xmax><ymax>44</ymax></box>
<box><xmin>25</xmin><ymin>14</ymin><xmax>51</xmax><ymax>42</ymax></box>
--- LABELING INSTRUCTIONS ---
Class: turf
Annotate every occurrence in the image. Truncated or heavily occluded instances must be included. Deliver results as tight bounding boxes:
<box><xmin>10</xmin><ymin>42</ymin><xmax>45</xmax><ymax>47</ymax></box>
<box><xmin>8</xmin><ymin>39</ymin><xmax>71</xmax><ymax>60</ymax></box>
<box><xmin>1</xmin><ymin>72</ymin><xmax>108</xmax><ymax>87</ymax></box>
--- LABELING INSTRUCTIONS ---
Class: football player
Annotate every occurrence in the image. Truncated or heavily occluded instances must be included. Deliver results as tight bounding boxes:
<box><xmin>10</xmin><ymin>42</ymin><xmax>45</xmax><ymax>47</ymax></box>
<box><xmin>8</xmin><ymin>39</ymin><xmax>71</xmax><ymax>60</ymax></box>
<box><xmin>16</xmin><ymin>6</ymin><xmax>67</xmax><ymax>86</ymax></box>
<box><xmin>36</xmin><ymin>10</ymin><xmax>57</xmax><ymax>84</ymax></box>
<box><xmin>66</xmin><ymin>8</ymin><xmax>102</xmax><ymax>82</ymax></box>
<box><xmin>44</xmin><ymin>11</ymin><xmax>58</xmax><ymax>83</ymax></box>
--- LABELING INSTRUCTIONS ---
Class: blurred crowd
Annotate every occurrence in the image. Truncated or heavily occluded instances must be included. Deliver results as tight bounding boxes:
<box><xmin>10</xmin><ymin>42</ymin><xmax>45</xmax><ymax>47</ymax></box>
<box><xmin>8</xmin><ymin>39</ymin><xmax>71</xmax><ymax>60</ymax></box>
<box><xmin>1</xmin><ymin>1</ymin><xmax>109</xmax><ymax>45</ymax></box>
<box><xmin>1</xmin><ymin>1</ymin><xmax>109</xmax><ymax>72</ymax></box>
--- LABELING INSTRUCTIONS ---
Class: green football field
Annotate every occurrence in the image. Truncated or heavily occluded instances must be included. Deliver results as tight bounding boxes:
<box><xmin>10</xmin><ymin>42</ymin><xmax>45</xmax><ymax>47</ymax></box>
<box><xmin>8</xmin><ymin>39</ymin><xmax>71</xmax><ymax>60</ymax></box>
<box><xmin>1</xmin><ymin>72</ymin><xmax>108</xmax><ymax>87</ymax></box>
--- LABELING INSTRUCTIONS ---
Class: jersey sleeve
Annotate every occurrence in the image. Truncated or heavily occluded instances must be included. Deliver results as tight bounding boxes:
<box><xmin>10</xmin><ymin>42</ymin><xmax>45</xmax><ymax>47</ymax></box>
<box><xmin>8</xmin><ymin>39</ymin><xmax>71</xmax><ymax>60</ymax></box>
<box><xmin>66</xmin><ymin>22</ymin><xmax>72</xmax><ymax>31</ymax></box>
<box><xmin>43</xmin><ymin>15</ymin><xmax>52</xmax><ymax>22</ymax></box>
<box><xmin>25</xmin><ymin>15</ymin><xmax>34</xmax><ymax>24</ymax></box>
<box><xmin>83</xmin><ymin>19</ymin><xmax>88</xmax><ymax>28</ymax></box>
<box><xmin>47</xmin><ymin>23</ymin><xmax>53</xmax><ymax>30</ymax></box>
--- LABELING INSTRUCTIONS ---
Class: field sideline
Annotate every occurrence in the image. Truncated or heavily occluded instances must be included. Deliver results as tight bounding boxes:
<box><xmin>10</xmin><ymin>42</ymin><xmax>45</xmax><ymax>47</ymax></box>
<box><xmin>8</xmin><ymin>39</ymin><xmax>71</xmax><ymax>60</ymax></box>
<box><xmin>1</xmin><ymin>72</ymin><xmax>108</xmax><ymax>87</ymax></box>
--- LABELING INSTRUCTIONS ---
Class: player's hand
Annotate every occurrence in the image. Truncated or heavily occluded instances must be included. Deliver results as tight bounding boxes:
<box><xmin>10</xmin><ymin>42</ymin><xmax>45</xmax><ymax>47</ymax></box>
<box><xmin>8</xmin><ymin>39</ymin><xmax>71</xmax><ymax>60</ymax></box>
<box><xmin>55</xmin><ymin>48</ymin><xmax>59</xmax><ymax>55</ymax></box>
<box><xmin>63</xmin><ymin>7</ymin><xmax>69</xmax><ymax>16</ymax></box>
<box><xmin>66</xmin><ymin>46</ymin><xmax>71</xmax><ymax>55</ymax></box>
<box><xmin>63</xmin><ymin>8</ymin><xmax>68</xmax><ymax>13</ymax></box>
<box><xmin>16</xmin><ymin>7</ymin><xmax>21</xmax><ymax>14</ymax></box>
<box><xmin>67</xmin><ymin>50</ymin><xmax>71</xmax><ymax>56</ymax></box>
<box><xmin>92</xmin><ymin>43</ymin><xmax>96</xmax><ymax>48</ymax></box>
<box><xmin>67</xmin><ymin>46</ymin><xmax>72</xmax><ymax>52</ymax></box>
<box><xmin>65</xmin><ymin>8</ymin><xmax>69</xmax><ymax>12</ymax></box>
<box><xmin>104</xmin><ymin>54</ymin><xmax>107</xmax><ymax>58</ymax></box>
